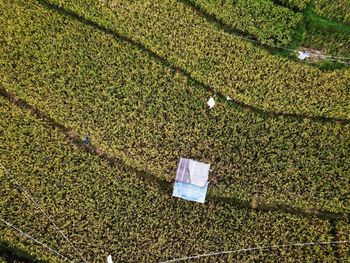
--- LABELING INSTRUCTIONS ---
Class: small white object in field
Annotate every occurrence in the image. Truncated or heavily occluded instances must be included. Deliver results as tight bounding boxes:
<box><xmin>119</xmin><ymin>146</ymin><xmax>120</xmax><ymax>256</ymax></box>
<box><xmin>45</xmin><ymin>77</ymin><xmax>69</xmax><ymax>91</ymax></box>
<box><xmin>297</xmin><ymin>51</ymin><xmax>310</xmax><ymax>60</ymax></box>
<box><xmin>107</xmin><ymin>255</ymin><xmax>113</xmax><ymax>263</ymax></box>
<box><xmin>226</xmin><ymin>96</ymin><xmax>232</xmax><ymax>101</ymax></box>
<box><xmin>207</xmin><ymin>97</ymin><xmax>215</xmax><ymax>109</ymax></box>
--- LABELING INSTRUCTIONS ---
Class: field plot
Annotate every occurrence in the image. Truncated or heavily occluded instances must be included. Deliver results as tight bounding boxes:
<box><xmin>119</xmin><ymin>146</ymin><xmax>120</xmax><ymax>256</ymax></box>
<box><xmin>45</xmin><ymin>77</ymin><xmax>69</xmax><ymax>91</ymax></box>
<box><xmin>304</xmin><ymin>16</ymin><xmax>350</xmax><ymax>59</ymax></box>
<box><xmin>186</xmin><ymin>0</ymin><xmax>350</xmax><ymax>59</ymax></box>
<box><xmin>181</xmin><ymin>0</ymin><xmax>302</xmax><ymax>46</ymax></box>
<box><xmin>18</xmin><ymin>0</ymin><xmax>350</xmax><ymax>119</ymax></box>
<box><xmin>1</xmin><ymin>0</ymin><xmax>350</xmax><ymax>262</ymax></box>
<box><xmin>0</xmin><ymin>96</ymin><xmax>345</xmax><ymax>262</ymax></box>
<box><xmin>276</xmin><ymin>0</ymin><xmax>310</xmax><ymax>11</ymax></box>
<box><xmin>314</xmin><ymin>0</ymin><xmax>350</xmax><ymax>24</ymax></box>
<box><xmin>1</xmin><ymin>0</ymin><xmax>350</xmax><ymax>214</ymax></box>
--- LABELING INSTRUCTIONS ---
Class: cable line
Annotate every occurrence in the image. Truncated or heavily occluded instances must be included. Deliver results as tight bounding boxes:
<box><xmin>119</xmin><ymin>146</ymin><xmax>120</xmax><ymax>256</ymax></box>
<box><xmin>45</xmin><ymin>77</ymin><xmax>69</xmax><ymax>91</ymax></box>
<box><xmin>1</xmin><ymin>165</ymin><xmax>88</xmax><ymax>263</ymax></box>
<box><xmin>107</xmin><ymin>2</ymin><xmax>350</xmax><ymax>62</ymax></box>
<box><xmin>160</xmin><ymin>240</ymin><xmax>350</xmax><ymax>262</ymax></box>
<box><xmin>0</xmin><ymin>218</ymin><xmax>71</xmax><ymax>262</ymax></box>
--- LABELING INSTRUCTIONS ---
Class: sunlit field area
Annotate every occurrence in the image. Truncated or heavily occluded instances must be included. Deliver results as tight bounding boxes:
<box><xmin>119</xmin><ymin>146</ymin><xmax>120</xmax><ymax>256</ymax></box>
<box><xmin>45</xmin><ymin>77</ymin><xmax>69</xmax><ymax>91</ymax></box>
<box><xmin>1</xmin><ymin>0</ymin><xmax>350</xmax><ymax>262</ymax></box>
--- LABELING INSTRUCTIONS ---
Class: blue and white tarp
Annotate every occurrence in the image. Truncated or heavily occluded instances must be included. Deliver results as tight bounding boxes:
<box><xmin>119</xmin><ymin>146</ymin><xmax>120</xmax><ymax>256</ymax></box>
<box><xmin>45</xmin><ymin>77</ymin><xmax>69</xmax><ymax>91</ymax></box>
<box><xmin>173</xmin><ymin>158</ymin><xmax>210</xmax><ymax>203</ymax></box>
<box><xmin>173</xmin><ymin>182</ymin><xmax>209</xmax><ymax>203</ymax></box>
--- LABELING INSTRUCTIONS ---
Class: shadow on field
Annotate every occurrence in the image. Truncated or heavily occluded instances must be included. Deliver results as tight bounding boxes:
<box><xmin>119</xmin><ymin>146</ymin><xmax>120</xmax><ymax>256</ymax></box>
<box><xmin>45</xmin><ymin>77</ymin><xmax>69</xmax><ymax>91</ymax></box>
<box><xmin>3</xmin><ymin>1</ymin><xmax>349</xmax><ymax>222</ymax></box>
<box><xmin>211</xmin><ymin>196</ymin><xmax>348</xmax><ymax>221</ymax></box>
<box><xmin>0</xmin><ymin>239</ymin><xmax>46</xmax><ymax>263</ymax></box>
<box><xmin>36</xmin><ymin>0</ymin><xmax>350</xmax><ymax>126</ymax></box>
<box><xmin>330</xmin><ymin>220</ymin><xmax>341</xmax><ymax>263</ymax></box>
<box><xmin>176</xmin><ymin>0</ymin><xmax>275</xmax><ymax>50</ymax></box>
<box><xmin>269</xmin><ymin>0</ymin><xmax>303</xmax><ymax>13</ymax></box>
<box><xmin>1</xmin><ymin>86</ymin><xmax>349</xmax><ymax>224</ymax></box>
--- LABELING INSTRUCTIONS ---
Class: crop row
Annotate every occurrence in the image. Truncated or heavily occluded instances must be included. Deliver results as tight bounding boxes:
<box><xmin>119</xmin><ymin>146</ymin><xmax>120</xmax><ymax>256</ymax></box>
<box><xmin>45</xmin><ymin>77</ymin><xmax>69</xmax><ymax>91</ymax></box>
<box><xmin>34</xmin><ymin>0</ymin><xmax>350</xmax><ymax>120</ymax></box>
<box><xmin>314</xmin><ymin>0</ymin><xmax>350</xmax><ymax>24</ymax></box>
<box><xmin>303</xmin><ymin>14</ymin><xmax>350</xmax><ymax>59</ymax></box>
<box><xmin>183</xmin><ymin>0</ymin><xmax>302</xmax><ymax>46</ymax></box>
<box><xmin>276</xmin><ymin>0</ymin><xmax>310</xmax><ymax>11</ymax></box>
<box><xmin>187</xmin><ymin>1</ymin><xmax>350</xmax><ymax>61</ymax></box>
<box><xmin>0</xmin><ymin>95</ymin><xmax>346</xmax><ymax>262</ymax></box>
<box><xmin>337</xmin><ymin>221</ymin><xmax>350</xmax><ymax>258</ymax></box>
<box><xmin>1</xmin><ymin>0</ymin><xmax>350</xmax><ymax>214</ymax></box>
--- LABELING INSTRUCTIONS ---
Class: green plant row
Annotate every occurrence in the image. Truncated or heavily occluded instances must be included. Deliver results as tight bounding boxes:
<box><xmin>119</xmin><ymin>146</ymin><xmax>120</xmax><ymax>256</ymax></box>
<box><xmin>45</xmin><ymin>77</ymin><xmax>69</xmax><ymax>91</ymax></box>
<box><xmin>183</xmin><ymin>0</ymin><xmax>303</xmax><ymax>46</ymax></box>
<box><xmin>1</xmin><ymin>0</ymin><xmax>350</xmax><ymax>214</ymax></box>
<box><xmin>337</xmin><ymin>221</ymin><xmax>350</xmax><ymax>258</ymax></box>
<box><xmin>313</xmin><ymin>0</ymin><xmax>350</xmax><ymax>24</ymax></box>
<box><xmin>276</xmin><ymin>0</ymin><xmax>310</xmax><ymax>11</ymax></box>
<box><xmin>303</xmin><ymin>14</ymin><xmax>350</xmax><ymax>59</ymax></box>
<box><xmin>0</xmin><ymin>96</ymin><xmax>345</xmax><ymax>262</ymax></box>
<box><xmin>37</xmin><ymin>0</ymin><xmax>350</xmax><ymax>119</ymax></box>
<box><xmin>0</xmin><ymin>238</ymin><xmax>43</xmax><ymax>263</ymax></box>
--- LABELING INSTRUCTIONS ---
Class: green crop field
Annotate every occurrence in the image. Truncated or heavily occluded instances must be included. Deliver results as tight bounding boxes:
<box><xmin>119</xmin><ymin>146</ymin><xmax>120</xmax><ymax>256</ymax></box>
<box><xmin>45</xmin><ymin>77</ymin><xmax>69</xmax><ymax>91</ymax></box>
<box><xmin>277</xmin><ymin>0</ymin><xmax>310</xmax><ymax>11</ymax></box>
<box><xmin>1</xmin><ymin>0</ymin><xmax>350</xmax><ymax>262</ymax></box>
<box><xmin>314</xmin><ymin>0</ymin><xmax>350</xmax><ymax>24</ymax></box>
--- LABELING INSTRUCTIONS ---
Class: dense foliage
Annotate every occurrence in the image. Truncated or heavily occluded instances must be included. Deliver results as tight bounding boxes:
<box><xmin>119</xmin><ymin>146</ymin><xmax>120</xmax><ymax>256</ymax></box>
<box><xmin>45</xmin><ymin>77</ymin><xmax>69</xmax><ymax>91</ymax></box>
<box><xmin>314</xmin><ymin>0</ymin><xmax>350</xmax><ymax>24</ymax></box>
<box><xmin>304</xmin><ymin>14</ymin><xmax>350</xmax><ymax>58</ymax></box>
<box><xmin>26</xmin><ymin>0</ymin><xmax>350</xmax><ymax>120</ymax></box>
<box><xmin>337</xmin><ymin>221</ymin><xmax>350</xmax><ymax>258</ymax></box>
<box><xmin>185</xmin><ymin>0</ymin><xmax>302</xmax><ymax>46</ymax></box>
<box><xmin>1</xmin><ymin>0</ymin><xmax>349</xmax><ymax>262</ymax></box>
<box><xmin>0</xmin><ymin>239</ymin><xmax>38</xmax><ymax>263</ymax></box>
<box><xmin>0</xmin><ymin>96</ymin><xmax>344</xmax><ymax>262</ymax></box>
<box><xmin>1</xmin><ymin>0</ymin><xmax>350</xmax><ymax>214</ymax></box>
<box><xmin>277</xmin><ymin>0</ymin><xmax>309</xmax><ymax>11</ymax></box>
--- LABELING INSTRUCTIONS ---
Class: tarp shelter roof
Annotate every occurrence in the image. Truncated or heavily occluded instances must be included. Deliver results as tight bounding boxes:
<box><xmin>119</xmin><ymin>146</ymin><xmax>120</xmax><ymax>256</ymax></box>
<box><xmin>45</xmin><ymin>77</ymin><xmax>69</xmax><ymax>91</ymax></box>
<box><xmin>173</xmin><ymin>158</ymin><xmax>210</xmax><ymax>203</ymax></box>
<box><xmin>176</xmin><ymin>158</ymin><xmax>210</xmax><ymax>187</ymax></box>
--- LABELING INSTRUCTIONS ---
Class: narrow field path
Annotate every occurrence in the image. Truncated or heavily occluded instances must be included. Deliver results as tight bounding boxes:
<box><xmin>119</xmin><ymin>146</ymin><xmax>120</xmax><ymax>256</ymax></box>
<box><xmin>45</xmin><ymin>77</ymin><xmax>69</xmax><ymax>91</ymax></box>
<box><xmin>1</xmin><ymin>86</ymin><xmax>348</xmax><ymax>223</ymax></box>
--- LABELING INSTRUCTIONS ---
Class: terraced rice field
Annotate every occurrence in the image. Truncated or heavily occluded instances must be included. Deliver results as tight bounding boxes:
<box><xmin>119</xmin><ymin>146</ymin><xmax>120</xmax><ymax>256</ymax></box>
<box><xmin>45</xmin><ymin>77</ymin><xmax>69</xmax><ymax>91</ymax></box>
<box><xmin>1</xmin><ymin>0</ymin><xmax>349</xmax><ymax>262</ymax></box>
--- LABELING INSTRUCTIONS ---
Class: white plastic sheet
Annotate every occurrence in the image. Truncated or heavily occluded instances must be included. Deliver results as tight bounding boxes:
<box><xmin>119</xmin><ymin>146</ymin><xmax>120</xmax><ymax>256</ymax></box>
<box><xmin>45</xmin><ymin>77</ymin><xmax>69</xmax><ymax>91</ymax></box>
<box><xmin>207</xmin><ymin>97</ymin><xmax>215</xmax><ymax>109</ymax></box>
<box><xmin>188</xmin><ymin>160</ymin><xmax>210</xmax><ymax>187</ymax></box>
<box><xmin>297</xmin><ymin>51</ymin><xmax>310</xmax><ymax>60</ymax></box>
<box><xmin>107</xmin><ymin>255</ymin><xmax>113</xmax><ymax>263</ymax></box>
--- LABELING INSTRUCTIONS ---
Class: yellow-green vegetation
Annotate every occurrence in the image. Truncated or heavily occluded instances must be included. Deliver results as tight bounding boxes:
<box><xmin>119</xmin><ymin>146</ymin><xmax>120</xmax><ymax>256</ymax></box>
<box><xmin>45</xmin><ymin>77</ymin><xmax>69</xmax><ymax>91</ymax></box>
<box><xmin>182</xmin><ymin>0</ymin><xmax>303</xmax><ymax>45</ymax></box>
<box><xmin>1</xmin><ymin>0</ymin><xmax>350</xmax><ymax>214</ymax></box>
<box><xmin>1</xmin><ymin>0</ymin><xmax>349</xmax><ymax>262</ymax></box>
<box><xmin>304</xmin><ymin>14</ymin><xmax>350</xmax><ymax>58</ymax></box>
<box><xmin>187</xmin><ymin>0</ymin><xmax>350</xmax><ymax>60</ymax></box>
<box><xmin>0</xmin><ymin>96</ymin><xmax>343</xmax><ymax>262</ymax></box>
<box><xmin>314</xmin><ymin>0</ymin><xmax>350</xmax><ymax>24</ymax></box>
<box><xmin>23</xmin><ymin>0</ymin><xmax>350</xmax><ymax>120</ymax></box>
<box><xmin>337</xmin><ymin>221</ymin><xmax>350</xmax><ymax>258</ymax></box>
<box><xmin>277</xmin><ymin>0</ymin><xmax>310</xmax><ymax>11</ymax></box>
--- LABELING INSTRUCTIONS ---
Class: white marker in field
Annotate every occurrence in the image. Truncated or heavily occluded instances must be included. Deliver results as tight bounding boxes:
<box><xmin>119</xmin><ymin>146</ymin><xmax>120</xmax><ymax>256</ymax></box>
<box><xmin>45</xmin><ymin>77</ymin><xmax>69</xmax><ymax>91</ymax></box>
<box><xmin>207</xmin><ymin>97</ymin><xmax>215</xmax><ymax>109</ymax></box>
<box><xmin>226</xmin><ymin>96</ymin><xmax>232</xmax><ymax>101</ymax></box>
<box><xmin>107</xmin><ymin>255</ymin><xmax>113</xmax><ymax>263</ymax></box>
<box><xmin>297</xmin><ymin>51</ymin><xmax>310</xmax><ymax>60</ymax></box>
